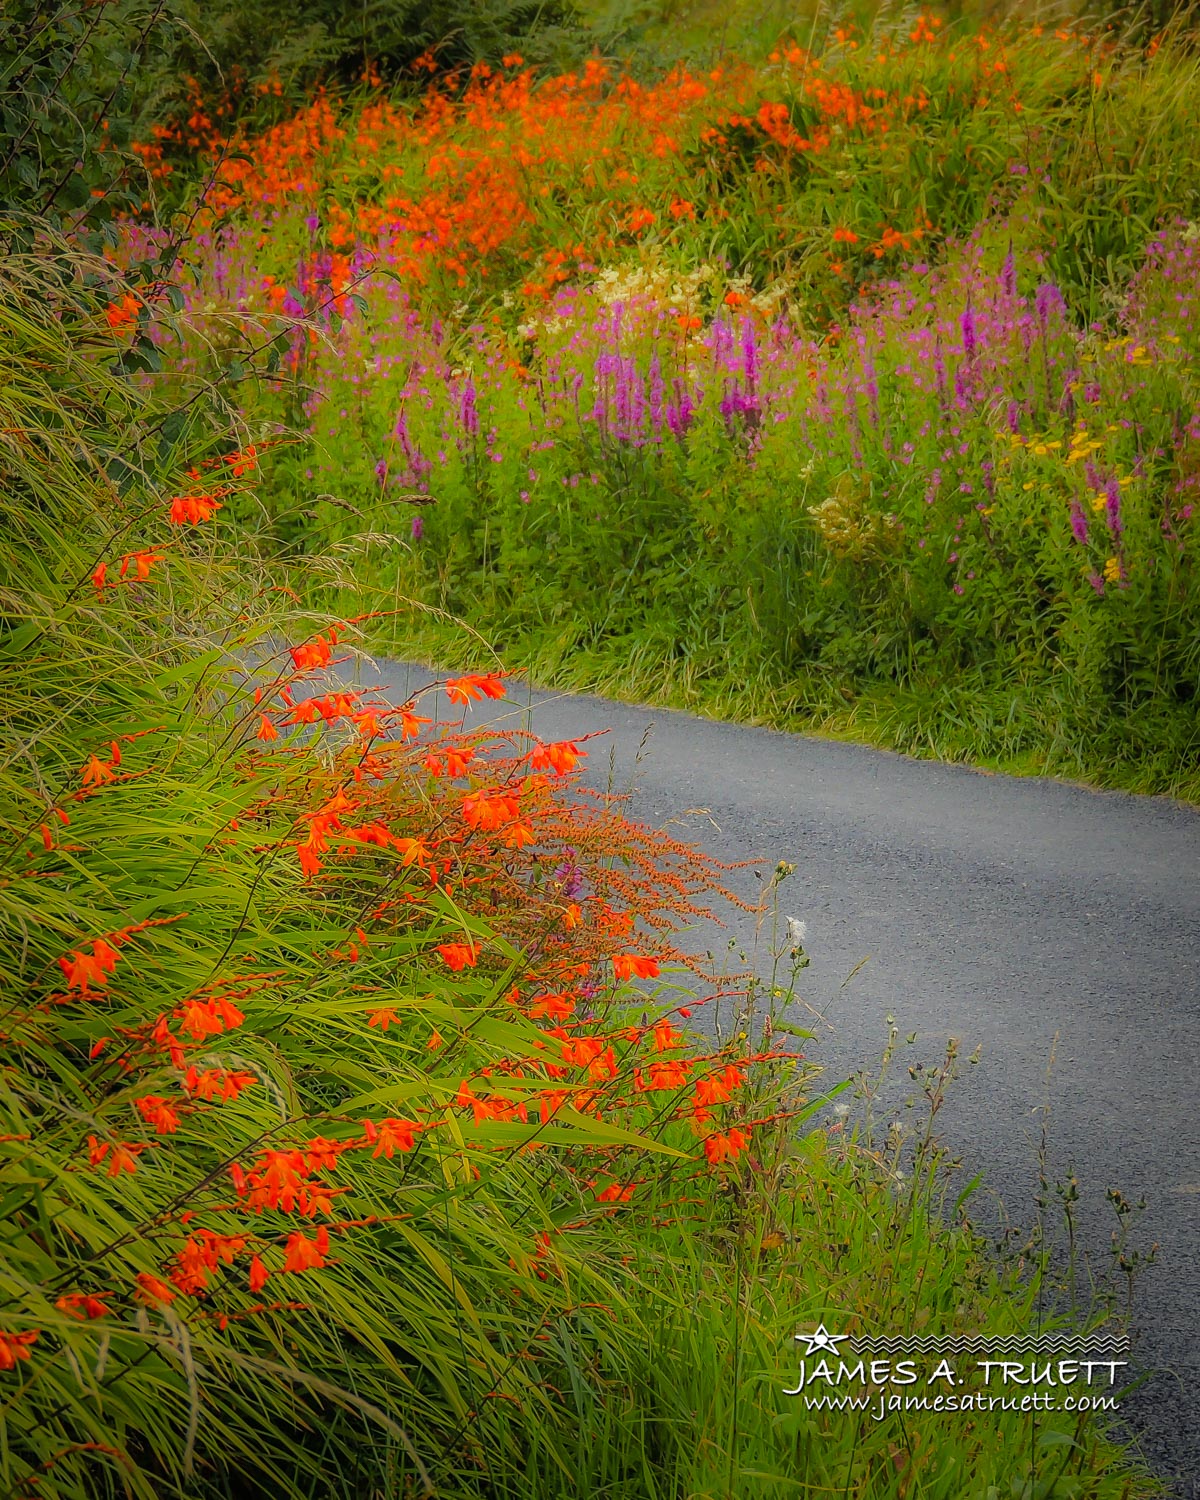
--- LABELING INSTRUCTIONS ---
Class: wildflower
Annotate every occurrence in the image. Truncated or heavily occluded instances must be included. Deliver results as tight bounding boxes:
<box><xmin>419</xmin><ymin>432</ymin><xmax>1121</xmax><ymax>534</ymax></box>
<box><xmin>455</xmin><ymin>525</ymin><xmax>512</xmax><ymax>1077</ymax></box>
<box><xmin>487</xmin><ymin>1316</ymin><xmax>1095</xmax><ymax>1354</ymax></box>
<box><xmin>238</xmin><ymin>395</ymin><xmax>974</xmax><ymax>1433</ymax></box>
<box><xmin>703</xmin><ymin>1127</ymin><xmax>749</xmax><ymax>1165</ymax></box>
<box><xmin>135</xmin><ymin>1095</ymin><xmax>180</xmax><ymax>1134</ymax></box>
<box><xmin>282</xmin><ymin>1227</ymin><xmax>330</xmax><ymax>1273</ymax></box>
<box><xmin>367</xmin><ymin>1007</ymin><xmax>401</xmax><ymax>1031</ymax></box>
<box><xmin>0</xmin><ymin>1331</ymin><xmax>39</xmax><ymax>1370</ymax></box>
<box><xmin>255</xmin><ymin>713</ymin><xmax>279</xmax><ymax>741</ymax></box>
<box><xmin>398</xmin><ymin>704</ymin><xmax>432</xmax><ymax>739</ymax></box>
<box><xmin>366</xmin><ymin>1118</ymin><xmax>419</xmax><ymax>1158</ymax></box>
<box><xmin>134</xmin><ymin>1273</ymin><xmax>176</xmax><ymax>1307</ymax></box>
<box><xmin>58</xmin><ymin>938</ymin><xmax>120</xmax><ymax>995</ymax></box>
<box><xmin>168</xmin><ymin>494</ymin><xmax>223</xmax><ymax>525</ymax></box>
<box><xmin>105</xmin><ymin>294</ymin><xmax>140</xmax><ymax>331</ymax></box>
<box><xmin>694</xmin><ymin>1065</ymin><xmax>743</xmax><ymax>1108</ymax></box>
<box><xmin>175</xmin><ymin>995</ymin><xmax>245</xmax><ymax>1040</ymax></box>
<box><xmin>87</xmin><ymin>1136</ymin><xmax>146</xmax><ymax>1176</ymax></box>
<box><xmin>437</xmin><ymin>941</ymin><xmax>480</xmax><ymax>971</ymax></box>
<box><xmin>461</xmin><ymin>789</ymin><xmax>519</xmax><ymax>830</ymax></box>
<box><xmin>444</xmin><ymin>673</ymin><xmax>506</xmax><ymax>705</ymax></box>
<box><xmin>1103</xmin><ymin>556</ymin><xmax>1122</xmax><ymax>584</ymax></box>
<box><xmin>56</xmin><ymin>1294</ymin><xmax>109</xmax><ymax>1321</ymax></box>
<box><xmin>119</xmin><ymin>549</ymin><xmax>163</xmax><ymax>581</ymax></box>
<box><xmin>289</xmin><ymin>632</ymin><xmax>338</xmax><ymax>670</ymax></box>
<box><xmin>595</xmin><ymin>1180</ymin><xmax>636</xmax><ymax>1203</ymax></box>
<box><xmin>80</xmin><ymin>753</ymin><xmax>117</xmax><ymax>790</ymax></box>
<box><xmin>530</xmin><ymin>739</ymin><xmax>585</xmax><ymax>774</ymax></box>
<box><xmin>613</xmin><ymin>955</ymin><xmax>660</xmax><ymax>980</ymax></box>
<box><xmin>184</xmin><ymin>1067</ymin><xmax>256</xmax><ymax>1101</ymax></box>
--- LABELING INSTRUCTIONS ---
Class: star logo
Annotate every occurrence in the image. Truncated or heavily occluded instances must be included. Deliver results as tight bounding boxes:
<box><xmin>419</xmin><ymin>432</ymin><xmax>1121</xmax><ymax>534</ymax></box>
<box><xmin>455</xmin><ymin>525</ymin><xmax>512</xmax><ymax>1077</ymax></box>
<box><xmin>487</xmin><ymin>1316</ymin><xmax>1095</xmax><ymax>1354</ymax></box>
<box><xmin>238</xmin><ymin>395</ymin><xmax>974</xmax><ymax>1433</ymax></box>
<box><xmin>794</xmin><ymin>1324</ymin><xmax>848</xmax><ymax>1357</ymax></box>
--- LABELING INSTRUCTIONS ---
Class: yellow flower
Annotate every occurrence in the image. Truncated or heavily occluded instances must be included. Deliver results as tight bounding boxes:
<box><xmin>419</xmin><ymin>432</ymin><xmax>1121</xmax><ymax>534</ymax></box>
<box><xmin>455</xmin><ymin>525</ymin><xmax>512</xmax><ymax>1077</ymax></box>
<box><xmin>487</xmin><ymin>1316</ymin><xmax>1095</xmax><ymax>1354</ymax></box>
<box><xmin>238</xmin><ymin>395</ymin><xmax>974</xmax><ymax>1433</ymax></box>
<box><xmin>1103</xmin><ymin>556</ymin><xmax>1122</xmax><ymax>584</ymax></box>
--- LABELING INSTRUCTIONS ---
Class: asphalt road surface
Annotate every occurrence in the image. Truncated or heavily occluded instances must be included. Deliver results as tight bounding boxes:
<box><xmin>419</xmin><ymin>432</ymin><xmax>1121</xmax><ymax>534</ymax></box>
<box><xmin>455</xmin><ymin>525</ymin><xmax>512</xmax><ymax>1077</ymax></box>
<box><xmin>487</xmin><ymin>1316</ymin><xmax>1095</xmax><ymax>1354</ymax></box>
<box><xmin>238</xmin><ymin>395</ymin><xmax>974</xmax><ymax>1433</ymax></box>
<box><xmin>375</xmin><ymin>659</ymin><xmax>1200</xmax><ymax>1490</ymax></box>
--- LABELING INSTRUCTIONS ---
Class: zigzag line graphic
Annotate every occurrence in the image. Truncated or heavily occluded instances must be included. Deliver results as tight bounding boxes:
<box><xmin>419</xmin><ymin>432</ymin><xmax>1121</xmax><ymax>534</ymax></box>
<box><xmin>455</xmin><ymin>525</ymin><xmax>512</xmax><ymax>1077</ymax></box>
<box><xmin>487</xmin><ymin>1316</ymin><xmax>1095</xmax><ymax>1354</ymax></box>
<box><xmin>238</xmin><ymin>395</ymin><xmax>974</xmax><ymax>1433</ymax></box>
<box><xmin>845</xmin><ymin>1335</ymin><xmax>1128</xmax><ymax>1357</ymax></box>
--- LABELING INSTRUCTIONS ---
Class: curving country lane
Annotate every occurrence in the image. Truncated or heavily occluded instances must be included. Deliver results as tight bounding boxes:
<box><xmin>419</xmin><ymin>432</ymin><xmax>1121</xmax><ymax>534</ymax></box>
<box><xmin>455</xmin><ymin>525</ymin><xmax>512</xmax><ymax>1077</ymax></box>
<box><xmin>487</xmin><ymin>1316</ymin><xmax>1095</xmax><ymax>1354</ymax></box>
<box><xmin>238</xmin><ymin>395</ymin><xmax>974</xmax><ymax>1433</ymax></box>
<box><xmin>374</xmin><ymin>660</ymin><xmax>1200</xmax><ymax>1491</ymax></box>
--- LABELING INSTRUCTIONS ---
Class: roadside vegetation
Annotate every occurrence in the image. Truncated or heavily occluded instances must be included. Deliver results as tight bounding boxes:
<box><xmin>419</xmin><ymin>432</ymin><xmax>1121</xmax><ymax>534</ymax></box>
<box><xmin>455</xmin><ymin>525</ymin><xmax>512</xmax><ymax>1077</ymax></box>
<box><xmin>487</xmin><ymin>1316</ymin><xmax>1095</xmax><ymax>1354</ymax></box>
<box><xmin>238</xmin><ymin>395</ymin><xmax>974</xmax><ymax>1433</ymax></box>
<box><xmin>136</xmin><ymin>1</ymin><xmax>1200</xmax><ymax>799</ymax></box>
<box><xmin>0</xmin><ymin>0</ymin><xmax>1178</xmax><ymax>1495</ymax></box>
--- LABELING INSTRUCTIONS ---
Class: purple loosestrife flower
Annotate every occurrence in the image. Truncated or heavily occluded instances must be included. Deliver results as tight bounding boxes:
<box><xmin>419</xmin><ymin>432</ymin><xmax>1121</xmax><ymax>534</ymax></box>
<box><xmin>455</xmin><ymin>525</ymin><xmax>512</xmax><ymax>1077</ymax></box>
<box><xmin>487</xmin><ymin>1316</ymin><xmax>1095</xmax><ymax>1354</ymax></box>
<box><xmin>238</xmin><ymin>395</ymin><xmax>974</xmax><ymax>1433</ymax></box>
<box><xmin>374</xmin><ymin>458</ymin><xmax>388</xmax><ymax>486</ymax></box>
<box><xmin>456</xmin><ymin>377</ymin><xmax>479</xmax><ymax>437</ymax></box>
<box><xmin>411</xmin><ymin>515</ymin><xmax>424</xmax><ymax>541</ymax></box>
<box><xmin>960</xmin><ymin>302</ymin><xmax>977</xmax><ymax>359</ymax></box>
<box><xmin>741</xmin><ymin>317</ymin><xmax>759</xmax><ymax>392</ymax></box>
<box><xmin>1035</xmin><ymin>282</ymin><xmax>1064</xmax><ymax>331</ymax></box>
<box><xmin>648</xmin><ymin>351</ymin><xmax>665</xmax><ymax>438</ymax></box>
<box><xmin>1105</xmin><ymin>476</ymin><xmax>1123</xmax><ymax>536</ymax></box>
<box><xmin>1001</xmin><ymin>247</ymin><xmax>1017</xmax><ymax>298</ymax></box>
<box><xmin>934</xmin><ymin>336</ymin><xmax>947</xmax><ymax>403</ymax></box>
<box><xmin>1069</xmin><ymin>497</ymin><xmax>1089</xmax><ymax>544</ymax></box>
<box><xmin>554</xmin><ymin>851</ymin><xmax>582</xmax><ymax>899</ymax></box>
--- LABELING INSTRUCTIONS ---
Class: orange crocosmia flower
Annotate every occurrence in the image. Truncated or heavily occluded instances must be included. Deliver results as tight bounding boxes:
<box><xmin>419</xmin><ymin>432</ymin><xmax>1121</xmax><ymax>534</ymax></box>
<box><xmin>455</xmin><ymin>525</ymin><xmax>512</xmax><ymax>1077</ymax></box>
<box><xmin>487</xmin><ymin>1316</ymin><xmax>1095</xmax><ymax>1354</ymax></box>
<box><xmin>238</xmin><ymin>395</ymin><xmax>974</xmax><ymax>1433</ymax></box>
<box><xmin>282</xmin><ymin>1226</ymin><xmax>330</xmax><ymax>1274</ymax></box>
<box><xmin>135</xmin><ymin>1095</ymin><xmax>180</xmax><ymax>1134</ymax></box>
<box><xmin>392</xmin><ymin>837</ymin><xmax>430</xmax><ymax>867</ymax></box>
<box><xmin>105</xmin><ymin>294</ymin><xmax>139</xmax><ymax>331</ymax></box>
<box><xmin>437</xmin><ymin>941</ymin><xmax>479</xmax><ymax>971</ymax></box>
<box><xmin>87</xmin><ymin>1137</ymin><xmax>146</xmax><ymax>1176</ymax></box>
<box><xmin>427</xmin><ymin>1029</ymin><xmax>444</xmax><ymax>1050</ymax></box>
<box><xmin>694</xmin><ymin>1064</ymin><xmax>743</xmax><ymax>1108</ymax></box>
<box><xmin>91</xmin><ymin>561</ymin><xmax>108</xmax><ymax>593</ymax></box>
<box><xmin>652</xmin><ymin>1018</ymin><xmax>683</xmax><ymax>1052</ymax></box>
<box><xmin>562</xmin><ymin>902</ymin><xmax>583</xmax><ymax>930</ymax></box>
<box><xmin>613</xmin><ymin>954</ymin><xmax>660</xmax><ymax>981</ymax></box>
<box><xmin>703</xmin><ymin>1127</ymin><xmax>750</xmax><ymax>1166</ymax></box>
<box><xmin>168</xmin><ymin>494</ymin><xmax>223</xmax><ymax>525</ymax></box>
<box><xmin>425</xmin><ymin>744</ymin><xmax>475</xmax><ymax>777</ymax></box>
<box><xmin>398</xmin><ymin>705</ymin><xmax>433</xmax><ymax>739</ymax></box>
<box><xmin>134</xmin><ymin>1273</ymin><xmax>176</xmax><ymax>1307</ymax></box>
<box><xmin>367</xmin><ymin>1007</ymin><xmax>400</xmax><ymax>1031</ymax></box>
<box><xmin>529</xmin><ymin>739</ymin><xmax>585</xmax><ymax>775</ymax></box>
<box><xmin>183</xmin><ymin>1066</ymin><xmax>256</xmax><ymax>1101</ymax></box>
<box><xmin>595</xmin><ymin>1180</ymin><xmax>636</xmax><ymax>1203</ymax></box>
<box><xmin>502</xmin><ymin>822</ymin><xmax>536</xmax><ymax>849</ymax></box>
<box><xmin>0</xmin><ymin>1330</ymin><xmax>39</xmax><ymax>1370</ymax></box>
<box><xmin>289</xmin><ymin>634</ymin><xmax>336</xmax><ymax>671</ymax></box>
<box><xmin>175</xmin><ymin>995</ymin><xmax>245</xmax><ymax>1040</ymax></box>
<box><xmin>367</xmin><ymin>1117</ymin><xmax>419</xmax><ymax>1158</ymax></box>
<box><xmin>461</xmin><ymin>789</ymin><xmax>519</xmax><ymax>830</ymax></box>
<box><xmin>443</xmin><ymin>672</ymin><xmax>506</xmax><ymax>706</ymax></box>
<box><xmin>255</xmin><ymin>713</ymin><xmax>278</xmax><ymax>741</ymax></box>
<box><xmin>80</xmin><ymin>753</ymin><xmax>117</xmax><ymax>790</ymax></box>
<box><xmin>248</xmin><ymin>1255</ymin><xmax>270</xmax><ymax>1293</ymax></box>
<box><xmin>118</xmin><ymin>549</ymin><xmax>163</xmax><ymax>581</ymax></box>
<box><xmin>56</xmin><ymin>1293</ymin><xmax>109</xmax><ymax>1321</ymax></box>
<box><xmin>647</xmin><ymin>1059</ymin><xmax>690</xmax><ymax>1090</ymax></box>
<box><xmin>528</xmin><ymin>992</ymin><xmax>575</xmax><ymax>1022</ymax></box>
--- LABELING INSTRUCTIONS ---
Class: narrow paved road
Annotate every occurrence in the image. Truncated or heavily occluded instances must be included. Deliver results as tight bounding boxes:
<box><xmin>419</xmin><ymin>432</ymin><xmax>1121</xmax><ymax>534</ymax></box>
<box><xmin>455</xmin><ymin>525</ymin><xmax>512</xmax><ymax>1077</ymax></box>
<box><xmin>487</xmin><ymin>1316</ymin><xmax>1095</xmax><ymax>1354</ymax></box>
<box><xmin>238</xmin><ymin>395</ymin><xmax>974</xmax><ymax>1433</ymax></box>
<box><xmin>378</xmin><ymin>661</ymin><xmax>1200</xmax><ymax>1489</ymax></box>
